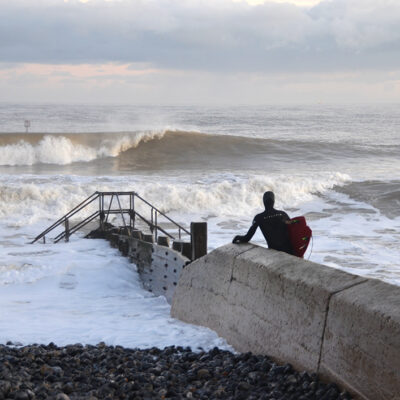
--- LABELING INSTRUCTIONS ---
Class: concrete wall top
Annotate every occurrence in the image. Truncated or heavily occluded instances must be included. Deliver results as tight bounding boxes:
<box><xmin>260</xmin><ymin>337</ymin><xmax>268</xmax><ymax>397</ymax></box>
<box><xmin>171</xmin><ymin>243</ymin><xmax>400</xmax><ymax>400</ymax></box>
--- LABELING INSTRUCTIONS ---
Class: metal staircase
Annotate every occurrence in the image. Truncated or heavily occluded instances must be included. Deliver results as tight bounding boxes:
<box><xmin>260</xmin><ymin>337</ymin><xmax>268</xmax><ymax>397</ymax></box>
<box><xmin>30</xmin><ymin>191</ymin><xmax>190</xmax><ymax>244</ymax></box>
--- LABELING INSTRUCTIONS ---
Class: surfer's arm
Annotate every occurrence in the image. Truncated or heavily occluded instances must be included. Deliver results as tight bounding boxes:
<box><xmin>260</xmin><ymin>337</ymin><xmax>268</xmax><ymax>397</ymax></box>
<box><xmin>232</xmin><ymin>218</ymin><xmax>258</xmax><ymax>243</ymax></box>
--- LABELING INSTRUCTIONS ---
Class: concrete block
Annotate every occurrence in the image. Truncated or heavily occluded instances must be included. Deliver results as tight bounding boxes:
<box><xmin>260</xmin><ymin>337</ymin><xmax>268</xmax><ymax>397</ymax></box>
<box><xmin>132</xmin><ymin>230</ymin><xmax>142</xmax><ymax>240</ymax></box>
<box><xmin>134</xmin><ymin>240</ymin><xmax>153</xmax><ymax>273</ymax></box>
<box><xmin>157</xmin><ymin>236</ymin><xmax>170</xmax><ymax>247</ymax></box>
<box><xmin>181</xmin><ymin>242</ymin><xmax>192</xmax><ymax>260</ymax></box>
<box><xmin>171</xmin><ymin>243</ymin><xmax>365</xmax><ymax>372</ymax></box>
<box><xmin>176</xmin><ymin>243</ymin><xmax>255</xmax><ymax>298</ymax></box>
<box><xmin>172</xmin><ymin>241</ymin><xmax>183</xmax><ymax>252</ymax></box>
<box><xmin>319</xmin><ymin>279</ymin><xmax>400</xmax><ymax>400</ymax></box>
<box><xmin>118</xmin><ymin>235</ymin><xmax>190</xmax><ymax>303</ymax></box>
<box><xmin>149</xmin><ymin>245</ymin><xmax>188</xmax><ymax>303</ymax></box>
<box><xmin>171</xmin><ymin>243</ymin><xmax>255</xmax><ymax>331</ymax></box>
<box><xmin>172</xmin><ymin>243</ymin><xmax>400</xmax><ymax>399</ymax></box>
<box><xmin>143</xmin><ymin>234</ymin><xmax>154</xmax><ymax>243</ymax></box>
<box><xmin>230</xmin><ymin>246</ymin><xmax>366</xmax><ymax>371</ymax></box>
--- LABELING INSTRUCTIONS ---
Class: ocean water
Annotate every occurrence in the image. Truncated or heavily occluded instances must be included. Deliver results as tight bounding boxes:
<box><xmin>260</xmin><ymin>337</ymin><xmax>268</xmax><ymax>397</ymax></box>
<box><xmin>0</xmin><ymin>103</ymin><xmax>399</xmax><ymax>348</ymax></box>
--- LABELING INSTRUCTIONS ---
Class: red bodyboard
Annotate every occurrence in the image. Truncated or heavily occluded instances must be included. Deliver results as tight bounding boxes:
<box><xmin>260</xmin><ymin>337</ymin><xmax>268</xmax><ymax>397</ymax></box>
<box><xmin>287</xmin><ymin>216</ymin><xmax>312</xmax><ymax>258</ymax></box>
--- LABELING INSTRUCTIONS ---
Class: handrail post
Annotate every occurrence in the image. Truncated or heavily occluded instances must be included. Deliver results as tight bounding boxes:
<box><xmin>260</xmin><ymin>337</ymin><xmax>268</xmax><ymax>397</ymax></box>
<box><xmin>31</xmin><ymin>191</ymin><xmax>192</xmax><ymax>245</ymax></box>
<box><xmin>105</xmin><ymin>194</ymin><xmax>114</xmax><ymax>224</ymax></box>
<box><xmin>100</xmin><ymin>211</ymin><xmax>105</xmax><ymax>231</ymax></box>
<box><xmin>65</xmin><ymin>218</ymin><xmax>70</xmax><ymax>243</ymax></box>
<box><xmin>99</xmin><ymin>195</ymin><xmax>104</xmax><ymax>230</ymax></box>
<box><xmin>115</xmin><ymin>194</ymin><xmax>130</xmax><ymax>236</ymax></box>
<box><xmin>130</xmin><ymin>193</ymin><xmax>135</xmax><ymax>229</ymax></box>
<box><xmin>129</xmin><ymin>194</ymin><xmax>132</xmax><ymax>229</ymax></box>
<box><xmin>155</xmin><ymin>211</ymin><xmax>158</xmax><ymax>241</ymax></box>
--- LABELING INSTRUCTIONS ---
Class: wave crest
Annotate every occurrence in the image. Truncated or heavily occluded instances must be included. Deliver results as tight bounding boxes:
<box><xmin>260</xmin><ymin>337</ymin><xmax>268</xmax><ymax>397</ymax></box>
<box><xmin>0</xmin><ymin>130</ymin><xmax>167</xmax><ymax>166</ymax></box>
<box><xmin>0</xmin><ymin>172</ymin><xmax>351</xmax><ymax>224</ymax></box>
<box><xmin>1</xmin><ymin>129</ymin><xmax>397</xmax><ymax>169</ymax></box>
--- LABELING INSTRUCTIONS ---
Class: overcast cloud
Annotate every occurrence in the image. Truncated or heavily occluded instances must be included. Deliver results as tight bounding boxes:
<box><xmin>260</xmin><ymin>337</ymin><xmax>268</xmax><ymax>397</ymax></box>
<box><xmin>1</xmin><ymin>0</ymin><xmax>400</xmax><ymax>72</ymax></box>
<box><xmin>2</xmin><ymin>0</ymin><xmax>400</xmax><ymax>104</ymax></box>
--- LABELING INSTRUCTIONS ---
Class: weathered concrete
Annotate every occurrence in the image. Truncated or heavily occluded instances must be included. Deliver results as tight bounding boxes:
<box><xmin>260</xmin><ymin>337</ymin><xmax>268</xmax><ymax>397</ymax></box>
<box><xmin>171</xmin><ymin>243</ymin><xmax>400</xmax><ymax>400</ymax></box>
<box><xmin>103</xmin><ymin>231</ymin><xmax>190</xmax><ymax>304</ymax></box>
<box><xmin>137</xmin><ymin>241</ymin><xmax>188</xmax><ymax>303</ymax></box>
<box><xmin>319</xmin><ymin>279</ymin><xmax>400</xmax><ymax>400</ymax></box>
<box><xmin>157</xmin><ymin>236</ymin><xmax>170</xmax><ymax>247</ymax></box>
<box><xmin>88</xmin><ymin>222</ymin><xmax>207</xmax><ymax>304</ymax></box>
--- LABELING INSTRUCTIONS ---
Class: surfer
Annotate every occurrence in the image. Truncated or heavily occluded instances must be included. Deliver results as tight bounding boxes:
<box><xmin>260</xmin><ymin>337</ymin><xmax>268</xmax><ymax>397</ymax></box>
<box><xmin>232</xmin><ymin>191</ymin><xmax>294</xmax><ymax>255</ymax></box>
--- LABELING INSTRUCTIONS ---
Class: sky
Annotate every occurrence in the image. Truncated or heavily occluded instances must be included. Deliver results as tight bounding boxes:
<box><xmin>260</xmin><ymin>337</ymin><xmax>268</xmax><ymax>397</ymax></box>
<box><xmin>1</xmin><ymin>0</ymin><xmax>400</xmax><ymax>105</ymax></box>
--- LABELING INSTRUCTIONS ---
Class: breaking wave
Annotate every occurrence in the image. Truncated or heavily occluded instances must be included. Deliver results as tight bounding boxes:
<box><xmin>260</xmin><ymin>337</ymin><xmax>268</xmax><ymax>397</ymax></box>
<box><xmin>0</xmin><ymin>130</ymin><xmax>398</xmax><ymax>168</ymax></box>
<box><xmin>0</xmin><ymin>130</ymin><xmax>166</xmax><ymax>166</ymax></box>
<box><xmin>0</xmin><ymin>172</ymin><xmax>352</xmax><ymax>224</ymax></box>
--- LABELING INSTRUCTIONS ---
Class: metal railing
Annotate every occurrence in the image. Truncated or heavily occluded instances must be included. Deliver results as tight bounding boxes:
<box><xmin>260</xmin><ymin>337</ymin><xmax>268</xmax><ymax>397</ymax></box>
<box><xmin>30</xmin><ymin>191</ymin><xmax>191</xmax><ymax>244</ymax></box>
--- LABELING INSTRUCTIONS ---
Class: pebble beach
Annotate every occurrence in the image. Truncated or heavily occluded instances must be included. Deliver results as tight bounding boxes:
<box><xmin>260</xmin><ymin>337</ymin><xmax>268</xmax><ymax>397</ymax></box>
<box><xmin>1</xmin><ymin>343</ymin><xmax>353</xmax><ymax>400</ymax></box>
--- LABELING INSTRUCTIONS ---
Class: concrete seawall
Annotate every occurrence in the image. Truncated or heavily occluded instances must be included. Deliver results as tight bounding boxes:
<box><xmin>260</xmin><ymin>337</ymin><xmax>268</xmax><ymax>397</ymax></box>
<box><xmin>171</xmin><ymin>243</ymin><xmax>400</xmax><ymax>400</ymax></box>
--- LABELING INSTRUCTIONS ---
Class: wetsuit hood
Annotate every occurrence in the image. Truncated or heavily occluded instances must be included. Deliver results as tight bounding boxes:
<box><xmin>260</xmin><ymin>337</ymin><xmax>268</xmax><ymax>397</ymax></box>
<box><xmin>263</xmin><ymin>191</ymin><xmax>275</xmax><ymax>210</ymax></box>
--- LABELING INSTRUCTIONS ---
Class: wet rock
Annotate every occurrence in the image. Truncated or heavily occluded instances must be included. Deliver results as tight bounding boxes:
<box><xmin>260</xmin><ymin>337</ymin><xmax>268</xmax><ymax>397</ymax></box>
<box><xmin>14</xmin><ymin>391</ymin><xmax>30</xmax><ymax>400</ymax></box>
<box><xmin>55</xmin><ymin>394</ymin><xmax>70</xmax><ymax>400</ymax></box>
<box><xmin>196</xmin><ymin>368</ymin><xmax>210</xmax><ymax>379</ymax></box>
<box><xmin>0</xmin><ymin>343</ymin><xmax>353</xmax><ymax>400</ymax></box>
<box><xmin>61</xmin><ymin>382</ymin><xmax>74</xmax><ymax>394</ymax></box>
<box><xmin>0</xmin><ymin>380</ymin><xmax>11</xmax><ymax>397</ymax></box>
<box><xmin>248</xmin><ymin>371</ymin><xmax>259</xmax><ymax>382</ymax></box>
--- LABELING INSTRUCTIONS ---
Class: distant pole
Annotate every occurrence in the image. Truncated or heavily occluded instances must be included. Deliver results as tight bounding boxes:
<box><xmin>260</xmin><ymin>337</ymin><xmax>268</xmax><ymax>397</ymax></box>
<box><xmin>24</xmin><ymin>120</ymin><xmax>31</xmax><ymax>133</ymax></box>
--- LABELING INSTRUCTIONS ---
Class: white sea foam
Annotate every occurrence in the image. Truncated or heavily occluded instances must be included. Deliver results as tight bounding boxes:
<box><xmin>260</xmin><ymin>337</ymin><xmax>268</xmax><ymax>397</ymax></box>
<box><xmin>0</xmin><ymin>172</ymin><xmax>351</xmax><ymax>224</ymax></box>
<box><xmin>0</xmin><ymin>137</ymin><xmax>97</xmax><ymax>166</ymax></box>
<box><xmin>0</xmin><ymin>233</ymin><xmax>232</xmax><ymax>349</ymax></box>
<box><xmin>2</xmin><ymin>174</ymin><xmax>399</xmax><ymax>352</ymax></box>
<box><xmin>0</xmin><ymin>130</ymin><xmax>166</xmax><ymax>166</ymax></box>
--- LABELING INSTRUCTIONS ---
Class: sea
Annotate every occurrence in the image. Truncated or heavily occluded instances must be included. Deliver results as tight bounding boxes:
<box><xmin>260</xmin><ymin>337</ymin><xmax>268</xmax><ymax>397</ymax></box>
<box><xmin>0</xmin><ymin>103</ymin><xmax>399</xmax><ymax>349</ymax></box>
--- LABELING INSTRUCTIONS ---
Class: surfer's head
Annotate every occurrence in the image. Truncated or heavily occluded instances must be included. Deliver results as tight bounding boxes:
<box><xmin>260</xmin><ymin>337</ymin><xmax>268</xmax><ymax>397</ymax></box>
<box><xmin>263</xmin><ymin>191</ymin><xmax>275</xmax><ymax>210</ymax></box>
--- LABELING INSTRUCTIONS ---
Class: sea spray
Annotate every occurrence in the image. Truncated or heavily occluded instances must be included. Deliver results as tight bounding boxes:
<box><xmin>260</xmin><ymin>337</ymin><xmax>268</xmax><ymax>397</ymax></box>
<box><xmin>0</xmin><ymin>172</ymin><xmax>351</xmax><ymax>222</ymax></box>
<box><xmin>0</xmin><ymin>130</ymin><xmax>168</xmax><ymax>166</ymax></box>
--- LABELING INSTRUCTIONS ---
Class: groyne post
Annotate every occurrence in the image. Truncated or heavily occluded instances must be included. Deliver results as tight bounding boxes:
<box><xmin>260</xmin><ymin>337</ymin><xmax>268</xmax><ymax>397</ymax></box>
<box><xmin>191</xmin><ymin>222</ymin><xmax>207</xmax><ymax>260</ymax></box>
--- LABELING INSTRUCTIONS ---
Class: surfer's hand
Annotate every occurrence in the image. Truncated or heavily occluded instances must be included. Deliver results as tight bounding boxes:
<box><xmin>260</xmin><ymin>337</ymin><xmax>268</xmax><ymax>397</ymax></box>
<box><xmin>232</xmin><ymin>235</ymin><xmax>244</xmax><ymax>244</ymax></box>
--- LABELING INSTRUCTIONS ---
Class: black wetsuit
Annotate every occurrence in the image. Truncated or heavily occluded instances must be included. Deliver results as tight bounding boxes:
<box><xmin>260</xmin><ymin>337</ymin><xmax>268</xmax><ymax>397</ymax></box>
<box><xmin>233</xmin><ymin>191</ymin><xmax>293</xmax><ymax>255</ymax></box>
